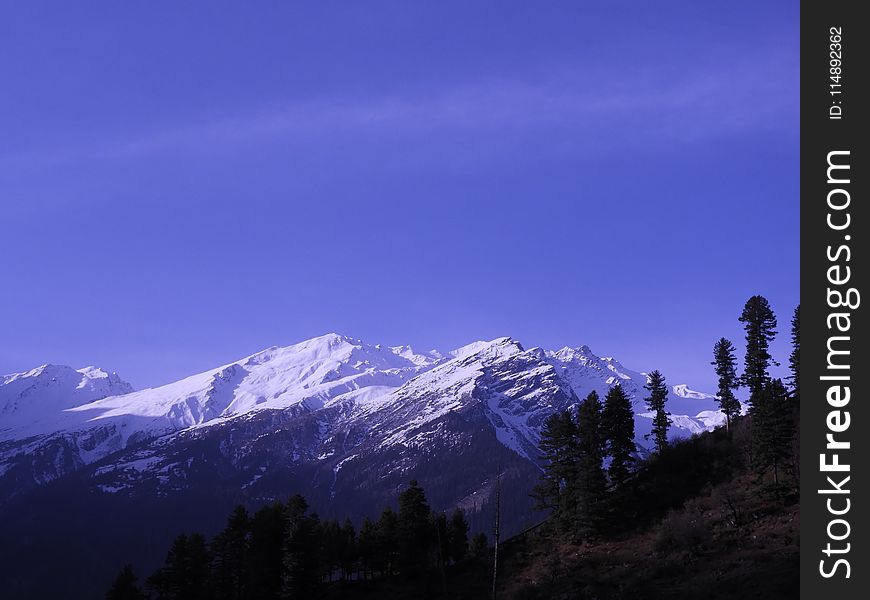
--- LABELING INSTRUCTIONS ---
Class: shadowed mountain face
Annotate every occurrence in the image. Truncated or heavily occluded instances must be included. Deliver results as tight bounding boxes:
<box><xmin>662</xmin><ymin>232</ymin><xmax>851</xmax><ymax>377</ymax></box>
<box><xmin>0</xmin><ymin>334</ymin><xmax>725</xmax><ymax>599</ymax></box>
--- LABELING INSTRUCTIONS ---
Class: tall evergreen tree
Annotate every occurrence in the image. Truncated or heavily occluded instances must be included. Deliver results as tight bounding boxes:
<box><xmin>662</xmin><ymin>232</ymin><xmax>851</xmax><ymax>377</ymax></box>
<box><xmin>789</xmin><ymin>305</ymin><xmax>800</xmax><ymax>397</ymax></box>
<box><xmin>531</xmin><ymin>409</ymin><xmax>580</xmax><ymax>530</ymax></box>
<box><xmin>147</xmin><ymin>533</ymin><xmax>210</xmax><ymax>600</ymax></box>
<box><xmin>575</xmin><ymin>390</ymin><xmax>607</xmax><ymax>535</ymax></box>
<box><xmin>247</xmin><ymin>503</ymin><xmax>285</xmax><ymax>599</ymax></box>
<box><xmin>339</xmin><ymin>518</ymin><xmax>357</xmax><ymax>581</ymax></box>
<box><xmin>106</xmin><ymin>565</ymin><xmax>145</xmax><ymax>600</ymax></box>
<box><xmin>357</xmin><ymin>517</ymin><xmax>377</xmax><ymax>581</ymax></box>
<box><xmin>280</xmin><ymin>495</ymin><xmax>320</xmax><ymax>599</ymax></box>
<box><xmin>211</xmin><ymin>505</ymin><xmax>249</xmax><ymax>600</ymax></box>
<box><xmin>433</xmin><ymin>512</ymin><xmax>450</xmax><ymax>576</ymax></box>
<box><xmin>602</xmin><ymin>384</ymin><xmax>636</xmax><ymax>487</ymax></box>
<box><xmin>397</xmin><ymin>480</ymin><xmax>433</xmax><ymax>575</ymax></box>
<box><xmin>739</xmin><ymin>295</ymin><xmax>778</xmax><ymax>405</ymax></box>
<box><xmin>711</xmin><ymin>338</ymin><xmax>741</xmax><ymax>430</ymax></box>
<box><xmin>752</xmin><ymin>378</ymin><xmax>796</xmax><ymax>485</ymax></box>
<box><xmin>446</xmin><ymin>508</ymin><xmax>469</xmax><ymax>564</ymax></box>
<box><xmin>374</xmin><ymin>507</ymin><xmax>399</xmax><ymax>577</ymax></box>
<box><xmin>320</xmin><ymin>519</ymin><xmax>343</xmax><ymax>582</ymax></box>
<box><xmin>643</xmin><ymin>370</ymin><xmax>671</xmax><ymax>454</ymax></box>
<box><xmin>470</xmin><ymin>532</ymin><xmax>489</xmax><ymax>561</ymax></box>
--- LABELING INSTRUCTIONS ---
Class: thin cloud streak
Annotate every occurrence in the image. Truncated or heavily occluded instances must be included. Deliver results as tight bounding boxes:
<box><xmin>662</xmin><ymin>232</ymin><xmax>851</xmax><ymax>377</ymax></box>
<box><xmin>0</xmin><ymin>53</ymin><xmax>797</xmax><ymax>174</ymax></box>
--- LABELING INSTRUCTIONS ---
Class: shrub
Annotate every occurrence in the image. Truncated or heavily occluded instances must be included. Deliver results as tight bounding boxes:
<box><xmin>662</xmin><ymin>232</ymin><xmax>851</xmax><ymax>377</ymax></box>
<box><xmin>654</xmin><ymin>505</ymin><xmax>711</xmax><ymax>555</ymax></box>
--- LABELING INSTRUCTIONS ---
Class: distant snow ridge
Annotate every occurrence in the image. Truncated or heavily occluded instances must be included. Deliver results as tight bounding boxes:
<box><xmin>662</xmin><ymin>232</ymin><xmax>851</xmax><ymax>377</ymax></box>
<box><xmin>0</xmin><ymin>364</ymin><xmax>133</xmax><ymax>429</ymax></box>
<box><xmin>0</xmin><ymin>333</ymin><xmax>726</xmax><ymax>483</ymax></box>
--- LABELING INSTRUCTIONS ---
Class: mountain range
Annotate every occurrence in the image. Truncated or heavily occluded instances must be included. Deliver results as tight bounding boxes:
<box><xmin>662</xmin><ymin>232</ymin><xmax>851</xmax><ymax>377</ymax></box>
<box><xmin>0</xmin><ymin>333</ymin><xmax>727</xmax><ymax>597</ymax></box>
<box><xmin>0</xmin><ymin>333</ymin><xmax>723</xmax><ymax>503</ymax></box>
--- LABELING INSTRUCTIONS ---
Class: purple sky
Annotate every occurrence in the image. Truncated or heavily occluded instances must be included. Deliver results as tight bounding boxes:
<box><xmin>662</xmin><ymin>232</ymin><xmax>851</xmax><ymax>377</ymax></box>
<box><xmin>0</xmin><ymin>1</ymin><xmax>798</xmax><ymax>391</ymax></box>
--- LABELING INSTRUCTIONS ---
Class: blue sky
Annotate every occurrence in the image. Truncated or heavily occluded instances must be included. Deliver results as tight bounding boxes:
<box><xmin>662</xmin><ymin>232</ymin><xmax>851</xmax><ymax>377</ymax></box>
<box><xmin>0</xmin><ymin>1</ymin><xmax>798</xmax><ymax>391</ymax></box>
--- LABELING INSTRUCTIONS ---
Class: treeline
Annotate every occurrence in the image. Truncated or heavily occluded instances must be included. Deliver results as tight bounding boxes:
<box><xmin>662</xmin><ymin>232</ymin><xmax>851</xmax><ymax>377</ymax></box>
<box><xmin>106</xmin><ymin>481</ymin><xmax>487</xmax><ymax>600</ymax></box>
<box><xmin>536</xmin><ymin>295</ymin><xmax>800</xmax><ymax>541</ymax></box>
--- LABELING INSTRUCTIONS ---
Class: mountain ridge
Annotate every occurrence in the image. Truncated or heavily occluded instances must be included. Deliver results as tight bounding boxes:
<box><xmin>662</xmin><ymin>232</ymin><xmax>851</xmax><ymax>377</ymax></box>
<box><xmin>0</xmin><ymin>333</ymin><xmax>725</xmax><ymax>500</ymax></box>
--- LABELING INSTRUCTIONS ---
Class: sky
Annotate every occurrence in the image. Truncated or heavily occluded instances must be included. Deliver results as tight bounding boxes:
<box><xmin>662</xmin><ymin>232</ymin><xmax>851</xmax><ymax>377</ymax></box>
<box><xmin>0</xmin><ymin>1</ymin><xmax>799</xmax><ymax>392</ymax></box>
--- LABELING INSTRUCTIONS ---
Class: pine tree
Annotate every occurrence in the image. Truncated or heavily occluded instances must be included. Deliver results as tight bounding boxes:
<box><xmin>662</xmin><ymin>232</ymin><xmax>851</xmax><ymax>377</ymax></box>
<box><xmin>280</xmin><ymin>495</ymin><xmax>320</xmax><ymax>598</ymax></box>
<box><xmin>752</xmin><ymin>379</ymin><xmax>796</xmax><ymax>485</ymax></box>
<box><xmin>247</xmin><ymin>503</ymin><xmax>285</xmax><ymax>599</ymax></box>
<box><xmin>147</xmin><ymin>533</ymin><xmax>210</xmax><ymax>600</ymax></box>
<box><xmin>575</xmin><ymin>390</ymin><xmax>607</xmax><ymax>535</ymax></box>
<box><xmin>739</xmin><ymin>295</ymin><xmax>778</xmax><ymax>405</ymax></box>
<box><xmin>531</xmin><ymin>409</ymin><xmax>580</xmax><ymax>530</ymax></box>
<box><xmin>470</xmin><ymin>532</ymin><xmax>489</xmax><ymax>561</ymax></box>
<box><xmin>397</xmin><ymin>480</ymin><xmax>432</xmax><ymax>575</ymax></box>
<box><xmin>433</xmin><ymin>511</ymin><xmax>450</xmax><ymax>578</ymax></box>
<box><xmin>602</xmin><ymin>384</ymin><xmax>636</xmax><ymax>487</ymax></box>
<box><xmin>339</xmin><ymin>518</ymin><xmax>357</xmax><ymax>581</ymax></box>
<box><xmin>357</xmin><ymin>517</ymin><xmax>377</xmax><ymax>580</ymax></box>
<box><xmin>447</xmin><ymin>508</ymin><xmax>469</xmax><ymax>564</ymax></box>
<box><xmin>106</xmin><ymin>565</ymin><xmax>145</xmax><ymax>600</ymax></box>
<box><xmin>711</xmin><ymin>338</ymin><xmax>741</xmax><ymax>430</ymax></box>
<box><xmin>643</xmin><ymin>370</ymin><xmax>671</xmax><ymax>454</ymax></box>
<box><xmin>374</xmin><ymin>507</ymin><xmax>399</xmax><ymax>577</ymax></box>
<box><xmin>211</xmin><ymin>505</ymin><xmax>249</xmax><ymax>600</ymax></box>
<box><xmin>789</xmin><ymin>305</ymin><xmax>800</xmax><ymax>397</ymax></box>
<box><xmin>320</xmin><ymin>519</ymin><xmax>342</xmax><ymax>582</ymax></box>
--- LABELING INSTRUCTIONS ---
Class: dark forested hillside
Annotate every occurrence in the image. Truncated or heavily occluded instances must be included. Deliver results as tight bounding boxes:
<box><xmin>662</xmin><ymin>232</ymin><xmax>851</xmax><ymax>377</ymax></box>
<box><xmin>100</xmin><ymin>411</ymin><xmax>799</xmax><ymax>600</ymax></box>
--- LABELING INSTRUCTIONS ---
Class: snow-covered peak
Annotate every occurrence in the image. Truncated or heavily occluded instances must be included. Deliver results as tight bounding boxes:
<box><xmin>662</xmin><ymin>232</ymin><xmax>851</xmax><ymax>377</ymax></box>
<box><xmin>449</xmin><ymin>337</ymin><xmax>519</xmax><ymax>361</ymax></box>
<box><xmin>1</xmin><ymin>363</ymin><xmax>133</xmax><ymax>429</ymax></box>
<box><xmin>672</xmin><ymin>384</ymin><xmax>718</xmax><ymax>400</ymax></box>
<box><xmin>386</xmin><ymin>345</ymin><xmax>443</xmax><ymax>367</ymax></box>
<box><xmin>241</xmin><ymin>333</ymin><xmax>419</xmax><ymax>374</ymax></box>
<box><xmin>1</xmin><ymin>333</ymin><xmax>439</xmax><ymax>444</ymax></box>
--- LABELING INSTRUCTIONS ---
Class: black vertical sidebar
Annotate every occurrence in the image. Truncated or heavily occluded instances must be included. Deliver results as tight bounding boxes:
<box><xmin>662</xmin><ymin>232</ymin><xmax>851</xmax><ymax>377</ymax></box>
<box><xmin>801</xmin><ymin>0</ymin><xmax>868</xmax><ymax>597</ymax></box>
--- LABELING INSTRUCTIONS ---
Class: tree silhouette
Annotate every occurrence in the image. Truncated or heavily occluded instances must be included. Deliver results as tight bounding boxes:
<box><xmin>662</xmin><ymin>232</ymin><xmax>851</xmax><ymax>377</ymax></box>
<box><xmin>602</xmin><ymin>384</ymin><xmax>636</xmax><ymax>487</ymax></box>
<box><xmin>643</xmin><ymin>370</ymin><xmax>671</xmax><ymax>454</ymax></box>
<box><xmin>106</xmin><ymin>564</ymin><xmax>145</xmax><ymax>600</ymax></box>
<box><xmin>712</xmin><ymin>338</ymin><xmax>742</xmax><ymax>430</ymax></box>
<box><xmin>739</xmin><ymin>295</ymin><xmax>778</xmax><ymax>405</ymax></box>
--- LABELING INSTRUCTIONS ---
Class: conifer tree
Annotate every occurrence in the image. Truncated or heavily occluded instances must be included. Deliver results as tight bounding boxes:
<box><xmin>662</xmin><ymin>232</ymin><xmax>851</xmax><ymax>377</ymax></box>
<box><xmin>320</xmin><ymin>519</ymin><xmax>342</xmax><ymax>582</ymax></box>
<box><xmin>711</xmin><ymin>338</ymin><xmax>741</xmax><ymax>430</ymax></box>
<box><xmin>280</xmin><ymin>495</ymin><xmax>320</xmax><ymax>598</ymax></box>
<box><xmin>339</xmin><ymin>518</ymin><xmax>357</xmax><ymax>581</ymax></box>
<box><xmin>789</xmin><ymin>305</ymin><xmax>800</xmax><ymax>397</ymax></box>
<box><xmin>447</xmin><ymin>508</ymin><xmax>469</xmax><ymax>564</ymax></box>
<box><xmin>106</xmin><ymin>565</ymin><xmax>145</xmax><ymax>600</ymax></box>
<box><xmin>602</xmin><ymin>384</ymin><xmax>636</xmax><ymax>487</ymax></box>
<box><xmin>531</xmin><ymin>409</ymin><xmax>579</xmax><ymax>530</ymax></box>
<box><xmin>739</xmin><ymin>295</ymin><xmax>778</xmax><ymax>405</ymax></box>
<box><xmin>357</xmin><ymin>517</ymin><xmax>377</xmax><ymax>580</ymax></box>
<box><xmin>752</xmin><ymin>379</ymin><xmax>795</xmax><ymax>485</ymax></box>
<box><xmin>575</xmin><ymin>390</ymin><xmax>607</xmax><ymax>535</ymax></box>
<box><xmin>643</xmin><ymin>370</ymin><xmax>671</xmax><ymax>454</ymax></box>
<box><xmin>147</xmin><ymin>533</ymin><xmax>210</xmax><ymax>600</ymax></box>
<box><xmin>211</xmin><ymin>505</ymin><xmax>249</xmax><ymax>600</ymax></box>
<box><xmin>470</xmin><ymin>532</ymin><xmax>489</xmax><ymax>561</ymax></box>
<box><xmin>374</xmin><ymin>507</ymin><xmax>399</xmax><ymax>576</ymax></box>
<box><xmin>247</xmin><ymin>503</ymin><xmax>285</xmax><ymax>598</ymax></box>
<box><xmin>397</xmin><ymin>480</ymin><xmax>432</xmax><ymax>575</ymax></box>
<box><xmin>433</xmin><ymin>511</ymin><xmax>450</xmax><ymax>575</ymax></box>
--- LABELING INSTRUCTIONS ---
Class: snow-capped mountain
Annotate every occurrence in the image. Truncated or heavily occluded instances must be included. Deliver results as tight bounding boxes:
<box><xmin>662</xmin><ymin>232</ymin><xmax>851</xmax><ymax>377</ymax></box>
<box><xmin>0</xmin><ymin>364</ymin><xmax>133</xmax><ymax>430</ymax></box>
<box><xmin>0</xmin><ymin>332</ymin><xmax>729</xmax><ymax>600</ymax></box>
<box><xmin>0</xmin><ymin>333</ymin><xmax>722</xmax><ymax>509</ymax></box>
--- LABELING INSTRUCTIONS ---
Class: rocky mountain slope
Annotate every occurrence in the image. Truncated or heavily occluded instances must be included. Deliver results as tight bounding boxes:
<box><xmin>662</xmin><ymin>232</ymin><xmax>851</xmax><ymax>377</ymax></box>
<box><xmin>0</xmin><ymin>334</ymin><xmax>723</xmax><ymax>505</ymax></box>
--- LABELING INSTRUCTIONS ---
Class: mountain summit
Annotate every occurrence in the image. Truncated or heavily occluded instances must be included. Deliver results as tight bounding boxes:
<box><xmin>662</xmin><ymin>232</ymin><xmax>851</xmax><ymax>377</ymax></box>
<box><xmin>0</xmin><ymin>333</ymin><xmax>722</xmax><ymax>507</ymax></box>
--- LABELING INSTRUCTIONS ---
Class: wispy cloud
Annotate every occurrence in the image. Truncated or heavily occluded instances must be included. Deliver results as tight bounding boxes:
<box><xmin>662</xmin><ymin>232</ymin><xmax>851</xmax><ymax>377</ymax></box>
<box><xmin>0</xmin><ymin>51</ymin><xmax>797</xmax><ymax>174</ymax></box>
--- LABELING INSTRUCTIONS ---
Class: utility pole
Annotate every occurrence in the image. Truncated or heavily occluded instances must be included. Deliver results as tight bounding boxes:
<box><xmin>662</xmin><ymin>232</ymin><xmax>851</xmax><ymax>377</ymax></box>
<box><xmin>492</xmin><ymin>468</ymin><xmax>501</xmax><ymax>600</ymax></box>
